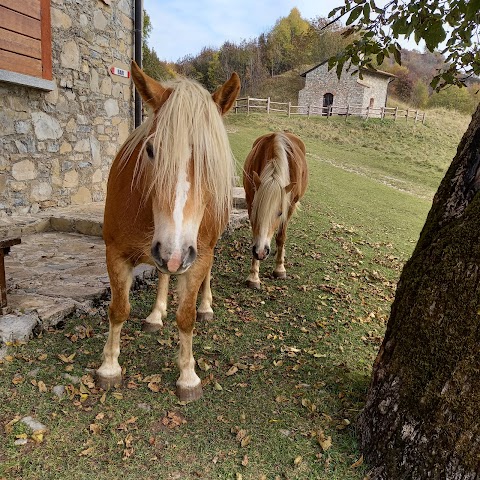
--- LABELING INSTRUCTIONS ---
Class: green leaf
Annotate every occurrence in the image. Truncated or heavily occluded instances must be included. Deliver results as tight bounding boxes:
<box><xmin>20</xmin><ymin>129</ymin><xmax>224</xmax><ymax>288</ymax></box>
<box><xmin>425</xmin><ymin>21</ymin><xmax>446</xmax><ymax>51</ymax></box>
<box><xmin>363</xmin><ymin>3</ymin><xmax>371</xmax><ymax>22</ymax></box>
<box><xmin>336</xmin><ymin>61</ymin><xmax>345</xmax><ymax>79</ymax></box>
<box><xmin>346</xmin><ymin>6</ymin><xmax>363</xmax><ymax>25</ymax></box>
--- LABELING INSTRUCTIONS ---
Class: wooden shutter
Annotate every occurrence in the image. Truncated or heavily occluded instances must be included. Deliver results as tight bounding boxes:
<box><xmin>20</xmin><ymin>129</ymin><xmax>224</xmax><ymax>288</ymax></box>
<box><xmin>0</xmin><ymin>0</ymin><xmax>52</xmax><ymax>80</ymax></box>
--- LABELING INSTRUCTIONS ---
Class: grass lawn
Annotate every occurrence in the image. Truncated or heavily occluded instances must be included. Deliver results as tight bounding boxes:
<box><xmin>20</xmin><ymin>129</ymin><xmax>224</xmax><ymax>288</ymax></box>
<box><xmin>0</xmin><ymin>109</ymin><xmax>469</xmax><ymax>479</ymax></box>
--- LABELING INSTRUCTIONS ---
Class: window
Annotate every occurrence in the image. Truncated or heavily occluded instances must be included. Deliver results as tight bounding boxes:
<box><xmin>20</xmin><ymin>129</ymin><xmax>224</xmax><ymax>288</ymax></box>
<box><xmin>0</xmin><ymin>0</ymin><xmax>53</xmax><ymax>89</ymax></box>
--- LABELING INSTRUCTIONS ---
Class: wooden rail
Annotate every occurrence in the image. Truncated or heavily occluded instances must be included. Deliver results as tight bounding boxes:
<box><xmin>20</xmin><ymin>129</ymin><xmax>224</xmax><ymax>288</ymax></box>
<box><xmin>234</xmin><ymin>97</ymin><xmax>426</xmax><ymax>124</ymax></box>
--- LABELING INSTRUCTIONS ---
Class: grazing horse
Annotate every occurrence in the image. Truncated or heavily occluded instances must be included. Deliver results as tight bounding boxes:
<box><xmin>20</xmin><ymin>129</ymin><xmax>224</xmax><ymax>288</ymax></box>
<box><xmin>243</xmin><ymin>132</ymin><xmax>308</xmax><ymax>289</ymax></box>
<box><xmin>96</xmin><ymin>61</ymin><xmax>240</xmax><ymax>402</ymax></box>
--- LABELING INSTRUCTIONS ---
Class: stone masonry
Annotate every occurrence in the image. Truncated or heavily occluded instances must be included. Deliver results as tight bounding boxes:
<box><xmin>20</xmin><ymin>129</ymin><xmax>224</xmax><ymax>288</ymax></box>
<box><xmin>0</xmin><ymin>0</ymin><xmax>134</xmax><ymax>216</ymax></box>
<box><xmin>298</xmin><ymin>62</ymin><xmax>394</xmax><ymax>116</ymax></box>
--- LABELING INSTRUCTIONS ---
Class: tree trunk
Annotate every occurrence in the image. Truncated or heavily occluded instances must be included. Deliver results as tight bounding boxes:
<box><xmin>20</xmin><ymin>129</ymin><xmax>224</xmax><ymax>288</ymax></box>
<box><xmin>358</xmin><ymin>104</ymin><xmax>480</xmax><ymax>479</ymax></box>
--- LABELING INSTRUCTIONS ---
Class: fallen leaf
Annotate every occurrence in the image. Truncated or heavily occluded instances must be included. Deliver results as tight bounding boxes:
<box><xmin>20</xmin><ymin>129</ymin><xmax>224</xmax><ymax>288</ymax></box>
<box><xmin>197</xmin><ymin>358</ymin><xmax>211</xmax><ymax>372</ymax></box>
<box><xmin>112</xmin><ymin>392</ymin><xmax>123</xmax><ymax>400</ymax></box>
<box><xmin>161</xmin><ymin>411</ymin><xmax>186</xmax><ymax>429</ymax></box>
<box><xmin>226</xmin><ymin>365</ymin><xmax>238</xmax><ymax>376</ymax></box>
<box><xmin>148</xmin><ymin>382</ymin><xmax>161</xmax><ymax>392</ymax></box>
<box><xmin>95</xmin><ymin>412</ymin><xmax>105</xmax><ymax>420</ymax></box>
<box><xmin>90</xmin><ymin>424</ymin><xmax>101</xmax><ymax>435</ymax></box>
<box><xmin>99</xmin><ymin>392</ymin><xmax>107</xmax><ymax>404</ymax></box>
<box><xmin>241</xmin><ymin>454</ymin><xmax>249</xmax><ymax>467</ymax></box>
<box><xmin>240</xmin><ymin>435</ymin><xmax>251</xmax><ymax>447</ymax></box>
<box><xmin>37</xmin><ymin>381</ymin><xmax>47</xmax><ymax>393</ymax></box>
<box><xmin>142</xmin><ymin>374</ymin><xmax>162</xmax><ymax>383</ymax></box>
<box><xmin>351</xmin><ymin>455</ymin><xmax>364</xmax><ymax>468</ymax></box>
<box><xmin>37</xmin><ymin>354</ymin><xmax>47</xmax><ymax>361</ymax></box>
<box><xmin>31</xmin><ymin>432</ymin><xmax>44</xmax><ymax>443</ymax></box>
<box><xmin>58</xmin><ymin>353</ymin><xmax>76</xmax><ymax>363</ymax></box>
<box><xmin>214</xmin><ymin>382</ymin><xmax>223</xmax><ymax>391</ymax></box>
<box><xmin>12</xmin><ymin>375</ymin><xmax>24</xmax><ymax>385</ymax></box>
<box><xmin>294</xmin><ymin>455</ymin><xmax>303</xmax><ymax>466</ymax></box>
<box><xmin>317</xmin><ymin>430</ymin><xmax>332</xmax><ymax>451</ymax></box>
<box><xmin>79</xmin><ymin>446</ymin><xmax>94</xmax><ymax>456</ymax></box>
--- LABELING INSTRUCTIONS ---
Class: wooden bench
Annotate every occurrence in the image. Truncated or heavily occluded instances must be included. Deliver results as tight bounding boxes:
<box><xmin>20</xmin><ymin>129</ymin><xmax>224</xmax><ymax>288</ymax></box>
<box><xmin>0</xmin><ymin>237</ymin><xmax>21</xmax><ymax>313</ymax></box>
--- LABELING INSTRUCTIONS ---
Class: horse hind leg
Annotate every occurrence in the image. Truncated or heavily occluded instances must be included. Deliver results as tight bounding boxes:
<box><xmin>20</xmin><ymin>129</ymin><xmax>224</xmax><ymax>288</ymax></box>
<box><xmin>273</xmin><ymin>222</ymin><xmax>287</xmax><ymax>279</ymax></box>
<box><xmin>143</xmin><ymin>273</ymin><xmax>169</xmax><ymax>332</ymax></box>
<box><xmin>96</xmin><ymin>249</ymin><xmax>133</xmax><ymax>389</ymax></box>
<box><xmin>197</xmin><ymin>261</ymin><xmax>214</xmax><ymax>321</ymax></box>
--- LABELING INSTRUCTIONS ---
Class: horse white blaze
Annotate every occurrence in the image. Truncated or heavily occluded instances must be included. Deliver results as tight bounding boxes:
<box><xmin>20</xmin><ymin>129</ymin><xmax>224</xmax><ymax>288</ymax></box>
<box><xmin>168</xmin><ymin>167</ymin><xmax>191</xmax><ymax>272</ymax></box>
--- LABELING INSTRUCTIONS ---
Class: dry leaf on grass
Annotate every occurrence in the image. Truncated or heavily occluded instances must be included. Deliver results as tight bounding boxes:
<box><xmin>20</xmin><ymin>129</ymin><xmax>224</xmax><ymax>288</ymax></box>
<box><xmin>317</xmin><ymin>429</ymin><xmax>332</xmax><ymax>451</ymax></box>
<box><xmin>226</xmin><ymin>365</ymin><xmax>238</xmax><ymax>376</ymax></box>
<box><xmin>161</xmin><ymin>411</ymin><xmax>186</xmax><ymax>429</ymax></box>
<box><xmin>58</xmin><ymin>353</ymin><xmax>76</xmax><ymax>363</ymax></box>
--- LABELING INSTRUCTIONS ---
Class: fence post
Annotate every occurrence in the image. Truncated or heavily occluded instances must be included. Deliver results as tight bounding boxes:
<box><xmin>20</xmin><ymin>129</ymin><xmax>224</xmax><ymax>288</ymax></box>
<box><xmin>307</xmin><ymin>105</ymin><xmax>311</xmax><ymax>118</ymax></box>
<box><xmin>288</xmin><ymin>102</ymin><xmax>291</xmax><ymax>117</ymax></box>
<box><xmin>406</xmin><ymin>108</ymin><xmax>409</xmax><ymax>122</ymax></box>
<box><xmin>345</xmin><ymin>104</ymin><xmax>349</xmax><ymax>122</ymax></box>
<box><xmin>381</xmin><ymin>107</ymin><xmax>385</xmax><ymax>120</ymax></box>
<box><xmin>414</xmin><ymin>110</ymin><xmax>419</xmax><ymax>123</ymax></box>
<box><xmin>394</xmin><ymin>106</ymin><xmax>398</xmax><ymax>121</ymax></box>
<box><xmin>422</xmin><ymin>112</ymin><xmax>426</xmax><ymax>124</ymax></box>
<box><xmin>267</xmin><ymin>97</ymin><xmax>271</xmax><ymax>115</ymax></box>
<box><xmin>247</xmin><ymin>97</ymin><xmax>250</xmax><ymax>115</ymax></box>
<box><xmin>366</xmin><ymin>106</ymin><xmax>370</xmax><ymax>120</ymax></box>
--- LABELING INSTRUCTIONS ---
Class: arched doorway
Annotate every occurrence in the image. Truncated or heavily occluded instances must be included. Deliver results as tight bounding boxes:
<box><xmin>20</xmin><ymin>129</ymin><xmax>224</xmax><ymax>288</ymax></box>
<box><xmin>323</xmin><ymin>93</ymin><xmax>334</xmax><ymax>115</ymax></box>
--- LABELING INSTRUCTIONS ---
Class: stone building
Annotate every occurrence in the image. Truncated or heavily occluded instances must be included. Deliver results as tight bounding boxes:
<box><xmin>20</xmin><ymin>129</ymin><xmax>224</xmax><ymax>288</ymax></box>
<box><xmin>298</xmin><ymin>61</ymin><xmax>395</xmax><ymax>115</ymax></box>
<box><xmin>0</xmin><ymin>0</ymin><xmax>135</xmax><ymax>216</ymax></box>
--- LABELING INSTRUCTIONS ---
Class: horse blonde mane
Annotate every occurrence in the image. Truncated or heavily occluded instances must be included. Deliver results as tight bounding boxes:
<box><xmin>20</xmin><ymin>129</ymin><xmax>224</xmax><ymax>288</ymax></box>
<box><xmin>251</xmin><ymin>133</ymin><xmax>292</xmax><ymax>226</ymax></box>
<box><xmin>121</xmin><ymin>76</ymin><xmax>235</xmax><ymax>223</ymax></box>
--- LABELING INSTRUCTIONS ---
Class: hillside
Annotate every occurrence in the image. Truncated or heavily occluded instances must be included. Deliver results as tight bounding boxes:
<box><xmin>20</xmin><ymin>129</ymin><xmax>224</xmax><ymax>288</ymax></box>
<box><xmin>226</xmin><ymin>108</ymin><xmax>470</xmax><ymax>202</ymax></box>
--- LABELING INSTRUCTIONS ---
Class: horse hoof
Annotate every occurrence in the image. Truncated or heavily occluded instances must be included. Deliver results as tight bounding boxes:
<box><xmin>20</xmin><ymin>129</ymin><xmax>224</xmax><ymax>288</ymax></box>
<box><xmin>142</xmin><ymin>321</ymin><xmax>163</xmax><ymax>333</ymax></box>
<box><xmin>96</xmin><ymin>372</ymin><xmax>122</xmax><ymax>390</ymax></box>
<box><xmin>176</xmin><ymin>383</ymin><xmax>203</xmax><ymax>402</ymax></box>
<box><xmin>197</xmin><ymin>311</ymin><xmax>214</xmax><ymax>321</ymax></box>
<box><xmin>273</xmin><ymin>271</ymin><xmax>287</xmax><ymax>279</ymax></box>
<box><xmin>246</xmin><ymin>280</ymin><xmax>261</xmax><ymax>289</ymax></box>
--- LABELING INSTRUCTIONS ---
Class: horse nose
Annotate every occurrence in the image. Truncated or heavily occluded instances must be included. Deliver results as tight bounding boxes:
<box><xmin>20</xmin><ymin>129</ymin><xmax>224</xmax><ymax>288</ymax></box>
<box><xmin>252</xmin><ymin>245</ymin><xmax>270</xmax><ymax>260</ymax></box>
<box><xmin>151</xmin><ymin>242</ymin><xmax>197</xmax><ymax>273</ymax></box>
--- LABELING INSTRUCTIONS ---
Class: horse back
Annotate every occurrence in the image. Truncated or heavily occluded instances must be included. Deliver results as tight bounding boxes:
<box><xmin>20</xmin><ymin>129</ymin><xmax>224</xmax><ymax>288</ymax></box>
<box><xmin>243</xmin><ymin>132</ymin><xmax>308</xmax><ymax>210</ymax></box>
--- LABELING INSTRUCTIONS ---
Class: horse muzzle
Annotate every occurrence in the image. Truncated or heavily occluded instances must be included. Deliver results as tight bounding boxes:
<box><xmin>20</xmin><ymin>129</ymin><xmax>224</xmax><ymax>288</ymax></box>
<box><xmin>252</xmin><ymin>244</ymin><xmax>270</xmax><ymax>261</ymax></box>
<box><xmin>151</xmin><ymin>242</ymin><xmax>197</xmax><ymax>274</ymax></box>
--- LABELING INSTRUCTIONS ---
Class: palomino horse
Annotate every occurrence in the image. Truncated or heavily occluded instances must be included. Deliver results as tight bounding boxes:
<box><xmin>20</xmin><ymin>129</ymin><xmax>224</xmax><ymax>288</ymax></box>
<box><xmin>243</xmin><ymin>132</ymin><xmax>308</xmax><ymax>288</ymax></box>
<box><xmin>96</xmin><ymin>61</ymin><xmax>240</xmax><ymax>402</ymax></box>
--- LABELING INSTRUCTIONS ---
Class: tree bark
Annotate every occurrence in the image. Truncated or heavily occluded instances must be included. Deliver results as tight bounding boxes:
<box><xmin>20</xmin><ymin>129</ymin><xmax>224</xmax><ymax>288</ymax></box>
<box><xmin>358</xmin><ymin>104</ymin><xmax>480</xmax><ymax>479</ymax></box>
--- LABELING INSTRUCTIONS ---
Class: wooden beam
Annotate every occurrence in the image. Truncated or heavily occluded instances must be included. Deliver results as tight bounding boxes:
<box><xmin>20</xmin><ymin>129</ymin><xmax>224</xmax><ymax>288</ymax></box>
<box><xmin>40</xmin><ymin>0</ymin><xmax>52</xmax><ymax>79</ymax></box>
<box><xmin>0</xmin><ymin>49</ymin><xmax>42</xmax><ymax>77</ymax></box>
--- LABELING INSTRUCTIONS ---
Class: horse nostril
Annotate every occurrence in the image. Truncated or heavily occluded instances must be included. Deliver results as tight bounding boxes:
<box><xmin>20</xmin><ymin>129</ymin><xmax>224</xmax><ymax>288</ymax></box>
<box><xmin>252</xmin><ymin>245</ymin><xmax>259</xmax><ymax>260</ymax></box>
<box><xmin>151</xmin><ymin>241</ymin><xmax>162</xmax><ymax>263</ymax></box>
<box><xmin>264</xmin><ymin>246</ymin><xmax>270</xmax><ymax>257</ymax></box>
<box><xmin>185</xmin><ymin>245</ymin><xmax>197</xmax><ymax>265</ymax></box>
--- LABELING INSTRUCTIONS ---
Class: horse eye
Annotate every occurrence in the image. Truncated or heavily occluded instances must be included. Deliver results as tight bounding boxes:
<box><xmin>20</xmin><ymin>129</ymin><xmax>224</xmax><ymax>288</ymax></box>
<box><xmin>146</xmin><ymin>143</ymin><xmax>154</xmax><ymax>159</ymax></box>
<box><xmin>277</xmin><ymin>211</ymin><xmax>282</xmax><ymax>217</ymax></box>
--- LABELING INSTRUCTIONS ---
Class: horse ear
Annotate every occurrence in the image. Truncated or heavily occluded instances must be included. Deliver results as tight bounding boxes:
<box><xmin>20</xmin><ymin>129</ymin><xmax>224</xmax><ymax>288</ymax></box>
<box><xmin>131</xmin><ymin>60</ymin><xmax>172</xmax><ymax>111</ymax></box>
<box><xmin>212</xmin><ymin>72</ymin><xmax>241</xmax><ymax>115</ymax></box>
<box><xmin>285</xmin><ymin>182</ymin><xmax>296</xmax><ymax>194</ymax></box>
<box><xmin>253</xmin><ymin>171</ymin><xmax>261</xmax><ymax>190</ymax></box>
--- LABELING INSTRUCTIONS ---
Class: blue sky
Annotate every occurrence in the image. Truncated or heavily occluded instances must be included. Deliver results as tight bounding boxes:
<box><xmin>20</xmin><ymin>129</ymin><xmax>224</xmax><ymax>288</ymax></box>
<box><xmin>143</xmin><ymin>0</ymin><xmax>346</xmax><ymax>62</ymax></box>
<box><xmin>143</xmin><ymin>0</ymin><xmax>422</xmax><ymax>62</ymax></box>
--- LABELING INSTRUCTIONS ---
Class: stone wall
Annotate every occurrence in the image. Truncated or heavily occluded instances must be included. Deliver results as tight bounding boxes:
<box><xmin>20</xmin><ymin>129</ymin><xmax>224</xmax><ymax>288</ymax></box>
<box><xmin>298</xmin><ymin>63</ymin><xmax>392</xmax><ymax>116</ymax></box>
<box><xmin>0</xmin><ymin>0</ymin><xmax>134</xmax><ymax>216</ymax></box>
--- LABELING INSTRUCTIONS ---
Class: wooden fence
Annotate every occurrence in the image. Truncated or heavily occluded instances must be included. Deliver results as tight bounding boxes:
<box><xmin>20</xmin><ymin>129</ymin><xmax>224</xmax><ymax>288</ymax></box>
<box><xmin>234</xmin><ymin>96</ymin><xmax>426</xmax><ymax>124</ymax></box>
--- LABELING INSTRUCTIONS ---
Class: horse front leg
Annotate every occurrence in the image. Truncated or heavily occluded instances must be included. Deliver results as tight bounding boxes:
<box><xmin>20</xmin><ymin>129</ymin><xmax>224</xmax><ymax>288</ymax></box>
<box><xmin>175</xmin><ymin>256</ymin><xmax>210</xmax><ymax>402</ymax></box>
<box><xmin>96</xmin><ymin>248</ymin><xmax>133</xmax><ymax>389</ymax></box>
<box><xmin>246</xmin><ymin>257</ymin><xmax>261</xmax><ymax>289</ymax></box>
<box><xmin>197</xmin><ymin>257</ymin><xmax>214</xmax><ymax>321</ymax></box>
<box><xmin>143</xmin><ymin>273</ymin><xmax>169</xmax><ymax>332</ymax></box>
<box><xmin>273</xmin><ymin>222</ymin><xmax>288</xmax><ymax>279</ymax></box>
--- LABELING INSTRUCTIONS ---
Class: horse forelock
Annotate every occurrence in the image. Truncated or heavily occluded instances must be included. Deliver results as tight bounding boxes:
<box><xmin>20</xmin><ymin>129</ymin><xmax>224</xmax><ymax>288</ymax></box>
<box><xmin>251</xmin><ymin>134</ymin><xmax>292</xmax><ymax>227</ymax></box>
<box><xmin>120</xmin><ymin>77</ymin><xmax>234</xmax><ymax>222</ymax></box>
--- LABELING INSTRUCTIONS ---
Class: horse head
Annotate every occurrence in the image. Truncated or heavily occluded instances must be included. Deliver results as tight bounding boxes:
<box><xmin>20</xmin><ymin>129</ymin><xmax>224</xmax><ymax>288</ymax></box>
<box><xmin>130</xmin><ymin>61</ymin><xmax>240</xmax><ymax>275</ymax></box>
